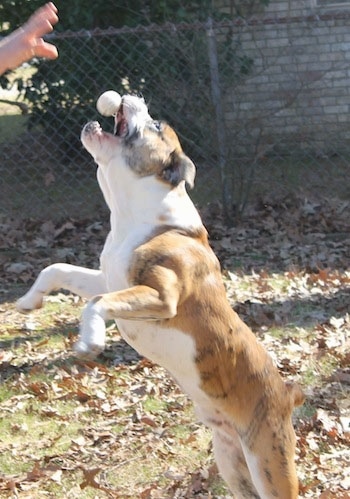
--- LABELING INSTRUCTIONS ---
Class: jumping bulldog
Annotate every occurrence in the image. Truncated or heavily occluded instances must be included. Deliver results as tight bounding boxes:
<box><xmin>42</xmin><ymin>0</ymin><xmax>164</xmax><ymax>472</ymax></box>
<box><xmin>17</xmin><ymin>92</ymin><xmax>304</xmax><ymax>498</ymax></box>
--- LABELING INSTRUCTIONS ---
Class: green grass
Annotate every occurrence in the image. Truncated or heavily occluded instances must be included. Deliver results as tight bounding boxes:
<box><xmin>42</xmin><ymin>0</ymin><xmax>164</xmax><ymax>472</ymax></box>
<box><xmin>0</xmin><ymin>409</ymin><xmax>82</xmax><ymax>472</ymax></box>
<box><xmin>301</xmin><ymin>354</ymin><xmax>338</xmax><ymax>387</ymax></box>
<box><xmin>0</xmin><ymin>292</ymin><xmax>227</xmax><ymax>496</ymax></box>
<box><xmin>0</xmin><ymin>113</ymin><xmax>28</xmax><ymax>143</ymax></box>
<box><xmin>0</xmin><ymin>65</ymin><xmax>34</xmax><ymax>139</ymax></box>
<box><xmin>143</xmin><ymin>396</ymin><xmax>168</xmax><ymax>413</ymax></box>
<box><xmin>0</xmin><ymin>260</ymin><xmax>348</xmax><ymax>497</ymax></box>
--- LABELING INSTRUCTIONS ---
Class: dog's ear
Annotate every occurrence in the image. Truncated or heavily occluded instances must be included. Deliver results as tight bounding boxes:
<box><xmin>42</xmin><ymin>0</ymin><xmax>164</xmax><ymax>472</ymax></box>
<box><xmin>179</xmin><ymin>153</ymin><xmax>196</xmax><ymax>189</ymax></box>
<box><xmin>162</xmin><ymin>152</ymin><xmax>196</xmax><ymax>190</ymax></box>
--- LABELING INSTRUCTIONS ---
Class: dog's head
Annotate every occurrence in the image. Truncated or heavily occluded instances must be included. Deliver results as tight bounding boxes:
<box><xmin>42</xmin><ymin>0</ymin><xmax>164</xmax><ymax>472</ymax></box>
<box><xmin>81</xmin><ymin>93</ymin><xmax>196</xmax><ymax>190</ymax></box>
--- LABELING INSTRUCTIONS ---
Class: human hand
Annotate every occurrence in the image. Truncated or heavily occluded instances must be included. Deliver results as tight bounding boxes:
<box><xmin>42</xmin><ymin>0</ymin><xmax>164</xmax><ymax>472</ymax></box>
<box><xmin>0</xmin><ymin>2</ymin><xmax>58</xmax><ymax>74</ymax></box>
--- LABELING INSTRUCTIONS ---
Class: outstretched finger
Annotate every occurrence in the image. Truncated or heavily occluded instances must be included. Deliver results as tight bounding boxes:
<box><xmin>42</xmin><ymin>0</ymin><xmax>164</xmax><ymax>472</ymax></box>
<box><xmin>33</xmin><ymin>38</ymin><xmax>58</xmax><ymax>60</ymax></box>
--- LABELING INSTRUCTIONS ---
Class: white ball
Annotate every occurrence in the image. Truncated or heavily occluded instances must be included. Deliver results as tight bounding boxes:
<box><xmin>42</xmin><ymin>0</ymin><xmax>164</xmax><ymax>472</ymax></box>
<box><xmin>96</xmin><ymin>90</ymin><xmax>122</xmax><ymax>117</ymax></box>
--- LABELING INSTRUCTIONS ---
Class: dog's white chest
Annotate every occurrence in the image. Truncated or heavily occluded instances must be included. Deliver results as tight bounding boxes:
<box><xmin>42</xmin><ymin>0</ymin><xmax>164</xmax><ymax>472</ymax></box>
<box><xmin>117</xmin><ymin>319</ymin><xmax>208</xmax><ymax>404</ymax></box>
<box><xmin>100</xmin><ymin>228</ymin><xmax>150</xmax><ymax>292</ymax></box>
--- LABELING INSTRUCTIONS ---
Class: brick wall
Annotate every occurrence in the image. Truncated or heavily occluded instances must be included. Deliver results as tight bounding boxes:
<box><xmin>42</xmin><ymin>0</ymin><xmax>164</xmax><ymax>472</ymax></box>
<box><xmin>216</xmin><ymin>1</ymin><xmax>350</xmax><ymax>154</ymax></box>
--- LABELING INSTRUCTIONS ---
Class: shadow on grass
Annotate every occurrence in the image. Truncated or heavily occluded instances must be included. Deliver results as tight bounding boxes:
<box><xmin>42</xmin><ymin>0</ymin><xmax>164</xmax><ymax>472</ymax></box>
<box><xmin>0</xmin><ymin>317</ymin><xmax>142</xmax><ymax>384</ymax></box>
<box><xmin>234</xmin><ymin>287</ymin><xmax>350</xmax><ymax>332</ymax></box>
<box><xmin>2</xmin><ymin>283</ymin><xmax>348</xmax><ymax>356</ymax></box>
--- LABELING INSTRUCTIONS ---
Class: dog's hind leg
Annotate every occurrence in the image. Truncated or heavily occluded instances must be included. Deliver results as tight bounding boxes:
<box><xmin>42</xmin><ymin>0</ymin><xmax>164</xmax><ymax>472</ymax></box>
<box><xmin>239</xmin><ymin>416</ymin><xmax>300</xmax><ymax>499</ymax></box>
<box><xmin>16</xmin><ymin>263</ymin><xmax>107</xmax><ymax>312</ymax></box>
<box><xmin>212</xmin><ymin>428</ymin><xmax>260</xmax><ymax>499</ymax></box>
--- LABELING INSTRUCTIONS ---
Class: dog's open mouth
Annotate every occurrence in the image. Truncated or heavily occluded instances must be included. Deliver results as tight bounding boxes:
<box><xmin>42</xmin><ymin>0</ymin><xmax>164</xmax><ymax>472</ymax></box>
<box><xmin>114</xmin><ymin>105</ymin><xmax>129</xmax><ymax>138</ymax></box>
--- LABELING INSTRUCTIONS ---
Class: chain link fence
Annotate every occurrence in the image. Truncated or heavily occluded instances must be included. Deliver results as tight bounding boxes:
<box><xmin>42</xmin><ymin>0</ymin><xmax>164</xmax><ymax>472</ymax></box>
<box><xmin>1</xmin><ymin>13</ymin><xmax>350</xmax><ymax>221</ymax></box>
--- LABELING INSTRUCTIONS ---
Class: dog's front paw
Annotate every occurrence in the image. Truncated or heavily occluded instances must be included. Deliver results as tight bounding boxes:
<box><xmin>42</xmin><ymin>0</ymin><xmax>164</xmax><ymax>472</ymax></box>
<box><xmin>73</xmin><ymin>340</ymin><xmax>104</xmax><ymax>359</ymax></box>
<box><xmin>16</xmin><ymin>293</ymin><xmax>43</xmax><ymax>313</ymax></box>
<box><xmin>75</xmin><ymin>304</ymin><xmax>106</xmax><ymax>359</ymax></box>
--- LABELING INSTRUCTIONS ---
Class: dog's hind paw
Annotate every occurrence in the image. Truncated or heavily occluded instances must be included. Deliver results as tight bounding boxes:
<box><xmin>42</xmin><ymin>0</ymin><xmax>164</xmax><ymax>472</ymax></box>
<box><xmin>73</xmin><ymin>340</ymin><xmax>104</xmax><ymax>359</ymax></box>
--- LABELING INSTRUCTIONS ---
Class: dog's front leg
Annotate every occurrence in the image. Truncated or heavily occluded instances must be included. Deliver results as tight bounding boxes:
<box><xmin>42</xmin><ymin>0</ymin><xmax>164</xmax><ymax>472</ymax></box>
<box><xmin>16</xmin><ymin>263</ymin><xmax>107</xmax><ymax>312</ymax></box>
<box><xmin>75</xmin><ymin>280</ymin><xmax>180</xmax><ymax>357</ymax></box>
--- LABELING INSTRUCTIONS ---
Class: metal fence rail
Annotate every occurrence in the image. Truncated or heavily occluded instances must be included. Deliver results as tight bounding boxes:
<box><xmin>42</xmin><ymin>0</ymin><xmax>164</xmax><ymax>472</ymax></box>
<box><xmin>1</xmin><ymin>15</ymin><xmax>349</xmax><ymax>220</ymax></box>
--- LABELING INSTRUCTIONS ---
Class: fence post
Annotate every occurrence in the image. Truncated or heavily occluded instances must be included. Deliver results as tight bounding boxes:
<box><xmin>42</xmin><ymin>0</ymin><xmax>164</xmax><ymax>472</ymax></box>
<box><xmin>206</xmin><ymin>17</ymin><xmax>232</xmax><ymax>223</ymax></box>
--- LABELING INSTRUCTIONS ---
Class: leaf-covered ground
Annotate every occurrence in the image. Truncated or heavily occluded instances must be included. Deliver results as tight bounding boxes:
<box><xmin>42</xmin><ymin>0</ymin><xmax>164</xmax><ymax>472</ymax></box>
<box><xmin>0</xmin><ymin>193</ymin><xmax>349</xmax><ymax>498</ymax></box>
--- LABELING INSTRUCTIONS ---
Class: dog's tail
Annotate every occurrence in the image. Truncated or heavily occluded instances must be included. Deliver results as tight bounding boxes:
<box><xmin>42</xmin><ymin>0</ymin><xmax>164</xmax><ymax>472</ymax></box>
<box><xmin>286</xmin><ymin>381</ymin><xmax>305</xmax><ymax>407</ymax></box>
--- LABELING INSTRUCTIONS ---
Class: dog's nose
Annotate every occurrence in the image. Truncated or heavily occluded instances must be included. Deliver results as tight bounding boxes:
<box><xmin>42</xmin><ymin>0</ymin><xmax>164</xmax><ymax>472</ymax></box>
<box><xmin>83</xmin><ymin>121</ymin><xmax>102</xmax><ymax>135</ymax></box>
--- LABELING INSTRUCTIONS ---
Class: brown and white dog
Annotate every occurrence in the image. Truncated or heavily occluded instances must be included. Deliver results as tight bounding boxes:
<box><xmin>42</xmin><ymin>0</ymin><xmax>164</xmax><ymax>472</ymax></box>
<box><xmin>17</xmin><ymin>94</ymin><xmax>304</xmax><ymax>498</ymax></box>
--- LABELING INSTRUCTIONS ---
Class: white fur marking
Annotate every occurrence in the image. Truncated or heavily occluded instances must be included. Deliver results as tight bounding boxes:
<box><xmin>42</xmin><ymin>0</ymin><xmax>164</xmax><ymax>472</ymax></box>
<box><xmin>241</xmin><ymin>444</ymin><xmax>271</xmax><ymax>499</ymax></box>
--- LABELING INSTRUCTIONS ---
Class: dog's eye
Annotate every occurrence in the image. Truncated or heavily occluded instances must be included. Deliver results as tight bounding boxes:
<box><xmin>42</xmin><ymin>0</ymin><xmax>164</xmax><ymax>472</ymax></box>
<box><xmin>153</xmin><ymin>121</ymin><xmax>162</xmax><ymax>132</ymax></box>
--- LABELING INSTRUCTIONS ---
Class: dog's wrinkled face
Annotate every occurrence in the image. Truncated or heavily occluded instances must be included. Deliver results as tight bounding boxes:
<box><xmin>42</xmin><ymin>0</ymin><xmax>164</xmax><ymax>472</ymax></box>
<box><xmin>81</xmin><ymin>94</ymin><xmax>196</xmax><ymax>189</ymax></box>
